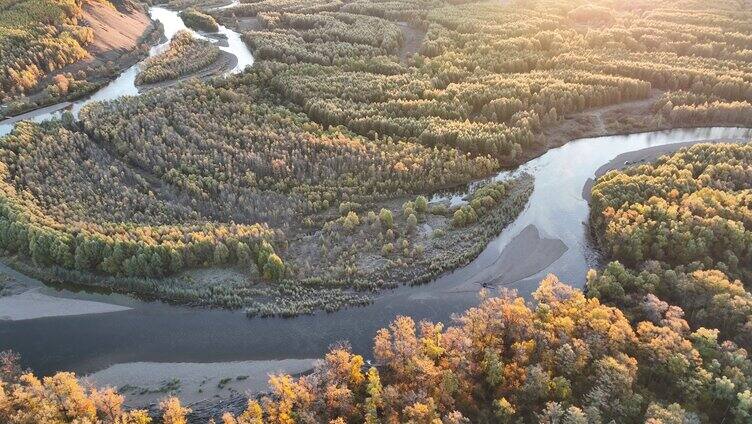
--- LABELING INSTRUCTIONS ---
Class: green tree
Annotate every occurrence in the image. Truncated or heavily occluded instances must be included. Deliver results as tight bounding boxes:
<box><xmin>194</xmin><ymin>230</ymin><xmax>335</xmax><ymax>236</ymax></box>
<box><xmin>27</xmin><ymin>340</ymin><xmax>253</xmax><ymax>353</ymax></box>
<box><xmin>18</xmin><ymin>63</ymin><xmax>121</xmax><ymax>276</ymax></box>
<box><xmin>379</xmin><ymin>208</ymin><xmax>393</xmax><ymax>229</ymax></box>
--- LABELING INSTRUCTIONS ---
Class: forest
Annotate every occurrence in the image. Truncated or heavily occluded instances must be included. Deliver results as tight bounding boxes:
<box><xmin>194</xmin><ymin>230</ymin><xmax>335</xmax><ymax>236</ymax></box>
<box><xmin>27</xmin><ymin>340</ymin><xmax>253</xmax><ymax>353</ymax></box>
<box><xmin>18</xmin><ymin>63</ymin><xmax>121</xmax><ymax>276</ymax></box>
<box><xmin>2</xmin><ymin>0</ymin><xmax>752</xmax><ymax>311</ymax></box>
<box><xmin>589</xmin><ymin>143</ymin><xmax>752</xmax><ymax>351</ymax></box>
<box><xmin>0</xmin><ymin>0</ymin><xmax>93</xmax><ymax>101</ymax></box>
<box><xmin>135</xmin><ymin>30</ymin><xmax>221</xmax><ymax>85</ymax></box>
<box><xmin>229</xmin><ymin>0</ymin><xmax>751</xmax><ymax>163</ymax></box>
<box><xmin>4</xmin><ymin>144</ymin><xmax>752</xmax><ymax>422</ymax></box>
<box><xmin>590</xmin><ymin>143</ymin><xmax>751</xmax><ymax>282</ymax></box>
<box><xmin>2</xmin><ymin>0</ymin><xmax>752</xmax><ymax>422</ymax></box>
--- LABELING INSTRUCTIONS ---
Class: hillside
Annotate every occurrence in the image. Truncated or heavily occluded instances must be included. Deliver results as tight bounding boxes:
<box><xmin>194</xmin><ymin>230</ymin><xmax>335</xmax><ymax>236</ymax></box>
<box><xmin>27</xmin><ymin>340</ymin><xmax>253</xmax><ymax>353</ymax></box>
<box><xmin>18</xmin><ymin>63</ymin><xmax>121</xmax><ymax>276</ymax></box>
<box><xmin>83</xmin><ymin>0</ymin><xmax>151</xmax><ymax>59</ymax></box>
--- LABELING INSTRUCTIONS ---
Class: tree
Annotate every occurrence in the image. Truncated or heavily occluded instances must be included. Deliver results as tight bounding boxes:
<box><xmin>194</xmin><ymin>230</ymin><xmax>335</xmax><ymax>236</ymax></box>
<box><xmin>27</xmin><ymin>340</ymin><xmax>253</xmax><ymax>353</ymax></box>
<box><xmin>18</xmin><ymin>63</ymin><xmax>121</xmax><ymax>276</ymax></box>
<box><xmin>414</xmin><ymin>196</ymin><xmax>428</xmax><ymax>213</ymax></box>
<box><xmin>263</xmin><ymin>253</ymin><xmax>285</xmax><ymax>281</ymax></box>
<box><xmin>214</xmin><ymin>242</ymin><xmax>230</xmax><ymax>265</ymax></box>
<box><xmin>343</xmin><ymin>211</ymin><xmax>360</xmax><ymax>232</ymax></box>
<box><xmin>379</xmin><ymin>208</ymin><xmax>393</xmax><ymax>229</ymax></box>
<box><xmin>236</xmin><ymin>242</ymin><xmax>253</xmax><ymax>265</ymax></box>
<box><xmin>160</xmin><ymin>397</ymin><xmax>190</xmax><ymax>424</ymax></box>
<box><xmin>406</xmin><ymin>213</ymin><xmax>418</xmax><ymax>232</ymax></box>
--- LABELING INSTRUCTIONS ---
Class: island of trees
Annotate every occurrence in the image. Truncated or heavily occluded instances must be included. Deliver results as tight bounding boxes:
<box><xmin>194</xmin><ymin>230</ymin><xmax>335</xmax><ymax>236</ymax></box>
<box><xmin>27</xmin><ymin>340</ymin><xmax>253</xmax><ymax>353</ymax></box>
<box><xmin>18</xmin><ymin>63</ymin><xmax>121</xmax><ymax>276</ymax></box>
<box><xmin>180</xmin><ymin>7</ymin><xmax>220</xmax><ymax>32</ymax></box>
<box><xmin>135</xmin><ymin>30</ymin><xmax>221</xmax><ymax>85</ymax></box>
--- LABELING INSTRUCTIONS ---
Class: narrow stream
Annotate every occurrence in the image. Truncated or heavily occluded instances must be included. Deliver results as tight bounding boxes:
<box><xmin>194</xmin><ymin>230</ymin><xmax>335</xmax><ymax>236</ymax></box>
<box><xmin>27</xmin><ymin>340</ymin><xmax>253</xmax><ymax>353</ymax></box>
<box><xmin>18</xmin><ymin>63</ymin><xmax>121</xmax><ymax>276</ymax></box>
<box><xmin>0</xmin><ymin>6</ymin><xmax>253</xmax><ymax>135</ymax></box>
<box><xmin>2</xmin><ymin>126</ymin><xmax>750</xmax><ymax>377</ymax></box>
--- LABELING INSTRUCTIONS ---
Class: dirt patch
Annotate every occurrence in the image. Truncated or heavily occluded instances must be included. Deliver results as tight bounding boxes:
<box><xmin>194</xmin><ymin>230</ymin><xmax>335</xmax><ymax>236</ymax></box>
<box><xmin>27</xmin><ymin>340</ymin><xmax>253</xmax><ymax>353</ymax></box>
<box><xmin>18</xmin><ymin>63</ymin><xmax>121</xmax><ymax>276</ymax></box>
<box><xmin>230</xmin><ymin>17</ymin><xmax>262</xmax><ymax>32</ymax></box>
<box><xmin>397</xmin><ymin>22</ymin><xmax>425</xmax><ymax>63</ymax></box>
<box><xmin>0</xmin><ymin>102</ymin><xmax>72</xmax><ymax>128</ymax></box>
<box><xmin>0</xmin><ymin>289</ymin><xmax>130</xmax><ymax>321</ymax></box>
<box><xmin>180</xmin><ymin>267</ymin><xmax>253</xmax><ymax>287</ymax></box>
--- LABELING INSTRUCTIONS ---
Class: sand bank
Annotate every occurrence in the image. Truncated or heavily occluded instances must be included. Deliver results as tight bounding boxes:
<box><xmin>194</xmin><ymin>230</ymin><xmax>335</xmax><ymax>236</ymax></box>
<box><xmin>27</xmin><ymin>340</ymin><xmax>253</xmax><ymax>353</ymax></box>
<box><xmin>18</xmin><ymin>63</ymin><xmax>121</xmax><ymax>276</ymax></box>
<box><xmin>85</xmin><ymin>359</ymin><xmax>315</xmax><ymax>408</ymax></box>
<box><xmin>412</xmin><ymin>224</ymin><xmax>567</xmax><ymax>299</ymax></box>
<box><xmin>484</xmin><ymin>224</ymin><xmax>568</xmax><ymax>287</ymax></box>
<box><xmin>0</xmin><ymin>289</ymin><xmax>130</xmax><ymax>321</ymax></box>
<box><xmin>83</xmin><ymin>1</ymin><xmax>152</xmax><ymax>59</ymax></box>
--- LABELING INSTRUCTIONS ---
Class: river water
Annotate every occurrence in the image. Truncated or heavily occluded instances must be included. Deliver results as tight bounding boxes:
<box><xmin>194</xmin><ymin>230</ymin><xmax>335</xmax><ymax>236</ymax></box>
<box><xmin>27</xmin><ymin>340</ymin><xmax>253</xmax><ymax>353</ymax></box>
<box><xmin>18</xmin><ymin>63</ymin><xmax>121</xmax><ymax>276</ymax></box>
<box><xmin>0</xmin><ymin>6</ymin><xmax>253</xmax><ymax>136</ymax></box>
<box><xmin>1</xmin><ymin>126</ymin><xmax>750</xmax><ymax>376</ymax></box>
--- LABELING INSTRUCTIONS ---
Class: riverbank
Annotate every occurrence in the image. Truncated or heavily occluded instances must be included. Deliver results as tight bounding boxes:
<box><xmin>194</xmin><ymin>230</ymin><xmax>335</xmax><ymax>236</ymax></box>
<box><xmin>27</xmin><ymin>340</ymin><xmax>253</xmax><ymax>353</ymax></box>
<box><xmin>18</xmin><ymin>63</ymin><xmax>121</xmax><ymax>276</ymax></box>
<box><xmin>581</xmin><ymin>139</ymin><xmax>742</xmax><ymax>202</ymax></box>
<box><xmin>0</xmin><ymin>290</ymin><xmax>131</xmax><ymax>321</ymax></box>
<box><xmin>0</xmin><ymin>174</ymin><xmax>534</xmax><ymax>319</ymax></box>
<box><xmin>0</xmin><ymin>260</ymin><xmax>132</xmax><ymax>321</ymax></box>
<box><xmin>85</xmin><ymin>358</ymin><xmax>315</xmax><ymax>408</ymax></box>
<box><xmin>0</xmin><ymin>102</ymin><xmax>72</xmax><ymax>127</ymax></box>
<box><xmin>502</xmin><ymin>90</ymin><xmax>664</xmax><ymax>168</ymax></box>
<box><xmin>2</xmin><ymin>127</ymin><xmax>750</xmax><ymax>401</ymax></box>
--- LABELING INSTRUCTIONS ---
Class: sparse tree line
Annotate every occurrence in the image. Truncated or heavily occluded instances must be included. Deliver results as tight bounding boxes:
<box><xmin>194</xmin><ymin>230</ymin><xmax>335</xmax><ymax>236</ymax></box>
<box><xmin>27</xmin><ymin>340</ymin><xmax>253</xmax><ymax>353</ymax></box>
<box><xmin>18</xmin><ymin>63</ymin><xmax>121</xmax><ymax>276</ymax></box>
<box><xmin>244</xmin><ymin>31</ymin><xmax>399</xmax><ymax>68</ymax></box>
<box><xmin>213</xmin><ymin>0</ymin><xmax>342</xmax><ymax>18</ymax></box>
<box><xmin>272</xmin><ymin>12</ymin><xmax>403</xmax><ymax>51</ymax></box>
<box><xmin>339</xmin><ymin>0</ymin><xmax>443</xmax><ymax>22</ymax></box>
<box><xmin>135</xmin><ymin>30</ymin><xmax>221</xmax><ymax>85</ymax></box>
<box><xmin>654</xmin><ymin>90</ymin><xmax>752</xmax><ymax>126</ymax></box>
<box><xmin>242</xmin><ymin>11</ymin><xmax>404</xmax><ymax>73</ymax></box>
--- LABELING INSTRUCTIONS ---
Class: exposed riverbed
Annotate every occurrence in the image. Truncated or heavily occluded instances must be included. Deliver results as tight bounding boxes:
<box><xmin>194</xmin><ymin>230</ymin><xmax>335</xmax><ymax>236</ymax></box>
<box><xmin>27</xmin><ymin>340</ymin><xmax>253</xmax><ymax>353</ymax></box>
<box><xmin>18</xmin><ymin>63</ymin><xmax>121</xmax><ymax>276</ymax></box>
<box><xmin>2</xmin><ymin>127</ymin><xmax>751</xmax><ymax>402</ymax></box>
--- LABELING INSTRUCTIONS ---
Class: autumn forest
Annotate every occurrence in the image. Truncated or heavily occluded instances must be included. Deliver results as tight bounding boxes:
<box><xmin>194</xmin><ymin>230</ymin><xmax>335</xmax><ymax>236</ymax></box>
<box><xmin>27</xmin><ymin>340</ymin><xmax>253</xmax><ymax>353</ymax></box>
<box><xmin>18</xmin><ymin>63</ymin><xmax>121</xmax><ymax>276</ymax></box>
<box><xmin>1</xmin><ymin>0</ymin><xmax>752</xmax><ymax>422</ymax></box>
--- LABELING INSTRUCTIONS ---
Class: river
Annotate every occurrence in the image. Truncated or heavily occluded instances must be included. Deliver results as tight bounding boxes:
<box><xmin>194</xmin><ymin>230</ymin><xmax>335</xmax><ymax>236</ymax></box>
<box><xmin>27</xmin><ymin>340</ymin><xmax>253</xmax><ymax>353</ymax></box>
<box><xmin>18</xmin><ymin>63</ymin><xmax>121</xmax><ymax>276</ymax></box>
<box><xmin>1</xmin><ymin>126</ymin><xmax>751</xmax><ymax>379</ymax></box>
<box><xmin>0</xmin><ymin>6</ymin><xmax>253</xmax><ymax>136</ymax></box>
<box><xmin>0</xmin><ymin>2</ymin><xmax>751</xmax><ymax>395</ymax></box>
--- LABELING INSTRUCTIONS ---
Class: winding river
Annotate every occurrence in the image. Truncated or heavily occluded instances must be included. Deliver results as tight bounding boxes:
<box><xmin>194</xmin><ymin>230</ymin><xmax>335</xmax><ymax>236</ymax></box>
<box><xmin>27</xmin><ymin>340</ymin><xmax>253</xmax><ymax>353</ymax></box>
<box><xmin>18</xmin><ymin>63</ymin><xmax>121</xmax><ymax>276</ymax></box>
<box><xmin>0</xmin><ymin>6</ymin><xmax>253</xmax><ymax>136</ymax></box>
<box><xmin>0</xmin><ymin>3</ymin><xmax>751</xmax><ymax>395</ymax></box>
<box><xmin>1</xmin><ymin>126</ymin><xmax>751</xmax><ymax>378</ymax></box>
